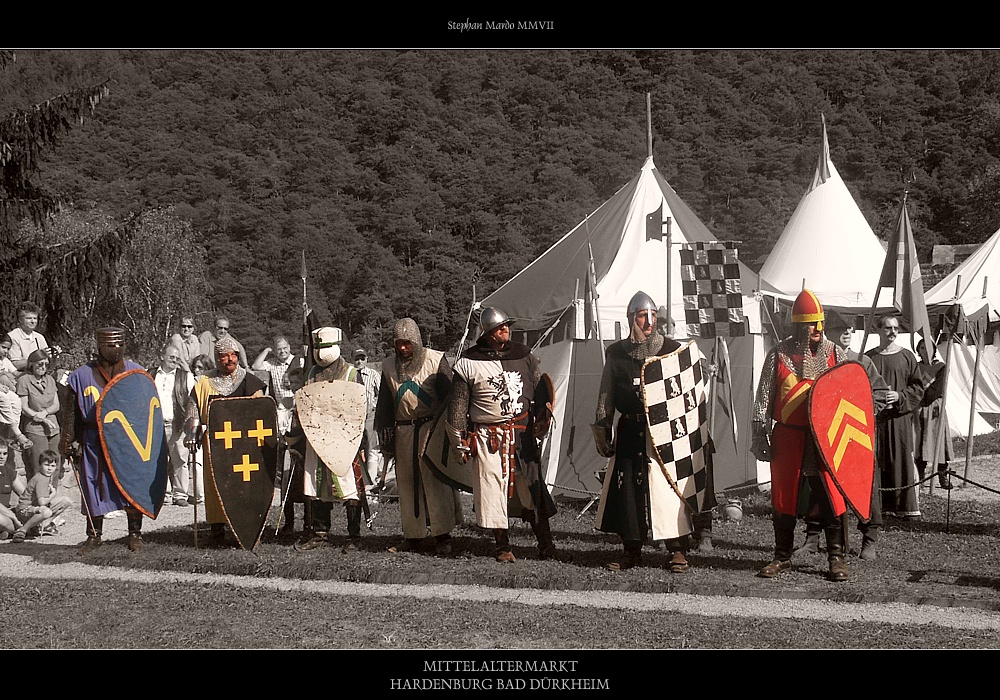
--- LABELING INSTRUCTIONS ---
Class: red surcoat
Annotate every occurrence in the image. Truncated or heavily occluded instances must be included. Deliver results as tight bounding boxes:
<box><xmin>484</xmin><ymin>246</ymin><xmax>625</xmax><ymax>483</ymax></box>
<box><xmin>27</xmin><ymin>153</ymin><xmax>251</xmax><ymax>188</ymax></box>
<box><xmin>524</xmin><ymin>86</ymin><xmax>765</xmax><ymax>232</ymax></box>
<box><xmin>770</xmin><ymin>352</ymin><xmax>847</xmax><ymax>517</ymax></box>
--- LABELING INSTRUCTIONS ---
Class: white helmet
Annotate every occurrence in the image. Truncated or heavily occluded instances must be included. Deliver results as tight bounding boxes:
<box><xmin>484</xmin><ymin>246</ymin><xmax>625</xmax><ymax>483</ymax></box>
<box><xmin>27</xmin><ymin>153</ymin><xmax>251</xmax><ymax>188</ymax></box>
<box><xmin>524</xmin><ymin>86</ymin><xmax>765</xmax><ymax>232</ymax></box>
<box><xmin>311</xmin><ymin>326</ymin><xmax>343</xmax><ymax>367</ymax></box>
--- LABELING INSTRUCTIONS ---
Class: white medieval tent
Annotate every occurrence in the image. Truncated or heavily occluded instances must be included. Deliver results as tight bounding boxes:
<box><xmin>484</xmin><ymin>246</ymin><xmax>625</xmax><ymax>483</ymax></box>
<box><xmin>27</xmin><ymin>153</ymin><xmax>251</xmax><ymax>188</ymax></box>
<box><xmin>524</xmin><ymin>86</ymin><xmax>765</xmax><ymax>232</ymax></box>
<box><xmin>924</xmin><ymin>226</ymin><xmax>1000</xmax><ymax>436</ymax></box>
<box><xmin>756</xmin><ymin>117</ymin><xmax>890</xmax><ymax>483</ymax></box>
<box><xmin>478</xmin><ymin>155</ymin><xmax>765</xmax><ymax>501</ymax></box>
<box><xmin>759</xmin><ymin>117</ymin><xmax>889</xmax><ymax>310</ymax></box>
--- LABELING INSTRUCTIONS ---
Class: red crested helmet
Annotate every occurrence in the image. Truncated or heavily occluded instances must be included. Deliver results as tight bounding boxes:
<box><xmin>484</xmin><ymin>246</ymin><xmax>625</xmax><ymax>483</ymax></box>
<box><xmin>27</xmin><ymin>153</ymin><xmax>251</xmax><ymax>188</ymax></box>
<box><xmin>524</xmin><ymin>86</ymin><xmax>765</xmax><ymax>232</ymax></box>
<box><xmin>791</xmin><ymin>289</ymin><xmax>824</xmax><ymax>331</ymax></box>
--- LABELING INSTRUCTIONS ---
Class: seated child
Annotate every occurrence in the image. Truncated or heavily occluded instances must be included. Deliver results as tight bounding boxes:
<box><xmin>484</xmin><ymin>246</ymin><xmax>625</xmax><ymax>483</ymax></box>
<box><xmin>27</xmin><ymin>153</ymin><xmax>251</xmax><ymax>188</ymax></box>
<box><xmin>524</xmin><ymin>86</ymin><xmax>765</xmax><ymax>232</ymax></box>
<box><xmin>13</xmin><ymin>449</ymin><xmax>70</xmax><ymax>542</ymax></box>
<box><xmin>0</xmin><ymin>440</ymin><xmax>24</xmax><ymax>539</ymax></box>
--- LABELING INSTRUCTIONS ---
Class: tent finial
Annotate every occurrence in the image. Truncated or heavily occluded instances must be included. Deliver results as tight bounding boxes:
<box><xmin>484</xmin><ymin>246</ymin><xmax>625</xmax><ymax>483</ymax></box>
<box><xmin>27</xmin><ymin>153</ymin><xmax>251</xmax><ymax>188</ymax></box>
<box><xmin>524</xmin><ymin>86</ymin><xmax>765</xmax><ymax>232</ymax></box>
<box><xmin>646</xmin><ymin>92</ymin><xmax>652</xmax><ymax>159</ymax></box>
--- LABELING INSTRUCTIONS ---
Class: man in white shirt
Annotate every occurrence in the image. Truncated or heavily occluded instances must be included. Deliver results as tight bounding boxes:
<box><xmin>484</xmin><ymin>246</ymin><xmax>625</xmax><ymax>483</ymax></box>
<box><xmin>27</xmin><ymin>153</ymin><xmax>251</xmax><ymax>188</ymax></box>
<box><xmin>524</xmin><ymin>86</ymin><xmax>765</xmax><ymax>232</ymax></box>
<box><xmin>7</xmin><ymin>303</ymin><xmax>50</xmax><ymax>373</ymax></box>
<box><xmin>169</xmin><ymin>316</ymin><xmax>202</xmax><ymax>372</ymax></box>
<box><xmin>153</xmin><ymin>344</ymin><xmax>196</xmax><ymax>506</ymax></box>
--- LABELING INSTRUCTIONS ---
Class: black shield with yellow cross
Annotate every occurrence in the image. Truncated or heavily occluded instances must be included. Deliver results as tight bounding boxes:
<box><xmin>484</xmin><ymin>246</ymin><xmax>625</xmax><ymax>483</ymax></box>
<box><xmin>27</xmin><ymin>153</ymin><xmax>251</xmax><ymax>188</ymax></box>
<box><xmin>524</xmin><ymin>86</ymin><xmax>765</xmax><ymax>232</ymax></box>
<box><xmin>207</xmin><ymin>396</ymin><xmax>279</xmax><ymax>550</ymax></box>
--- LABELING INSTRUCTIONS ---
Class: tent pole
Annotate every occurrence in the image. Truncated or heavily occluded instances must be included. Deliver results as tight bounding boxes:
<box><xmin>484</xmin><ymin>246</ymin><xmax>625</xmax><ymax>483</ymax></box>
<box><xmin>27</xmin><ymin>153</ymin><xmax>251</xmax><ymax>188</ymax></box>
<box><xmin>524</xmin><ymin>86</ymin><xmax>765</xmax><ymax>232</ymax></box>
<box><xmin>457</xmin><ymin>283</ymin><xmax>476</xmax><ymax>357</ymax></box>
<box><xmin>963</xmin><ymin>331</ymin><xmax>984</xmax><ymax>488</ymax></box>
<box><xmin>665</xmin><ymin>217</ymin><xmax>673</xmax><ymax>337</ymax></box>
<box><xmin>928</xmin><ymin>331</ymin><xmax>955</xmax><ymax>498</ymax></box>
<box><xmin>962</xmin><ymin>275</ymin><xmax>988</xmax><ymax>487</ymax></box>
<box><xmin>587</xmin><ymin>237</ymin><xmax>607</xmax><ymax>366</ymax></box>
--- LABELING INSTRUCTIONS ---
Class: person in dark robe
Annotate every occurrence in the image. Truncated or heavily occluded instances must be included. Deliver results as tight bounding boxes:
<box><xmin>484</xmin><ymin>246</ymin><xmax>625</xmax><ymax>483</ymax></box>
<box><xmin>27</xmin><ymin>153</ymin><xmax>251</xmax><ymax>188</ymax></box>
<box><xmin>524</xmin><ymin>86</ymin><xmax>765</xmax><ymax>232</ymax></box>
<box><xmin>913</xmin><ymin>339</ymin><xmax>954</xmax><ymax>491</ymax></box>
<box><xmin>865</xmin><ymin>314</ymin><xmax>929</xmax><ymax>520</ymax></box>
<box><xmin>592</xmin><ymin>291</ymin><xmax>715</xmax><ymax>573</ymax></box>
<box><xmin>793</xmin><ymin>311</ymin><xmax>889</xmax><ymax>561</ymax></box>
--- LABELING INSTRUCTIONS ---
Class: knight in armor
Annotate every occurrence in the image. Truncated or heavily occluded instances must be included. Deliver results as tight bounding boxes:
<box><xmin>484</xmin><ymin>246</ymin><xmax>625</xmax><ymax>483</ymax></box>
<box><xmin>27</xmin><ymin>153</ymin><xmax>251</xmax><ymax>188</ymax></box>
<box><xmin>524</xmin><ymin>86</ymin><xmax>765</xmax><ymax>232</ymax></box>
<box><xmin>592</xmin><ymin>292</ymin><xmax>714</xmax><ymax>573</ymax></box>
<box><xmin>60</xmin><ymin>327</ymin><xmax>148</xmax><ymax>553</ymax></box>
<box><xmin>375</xmin><ymin>318</ymin><xmax>459</xmax><ymax>555</ymax></box>
<box><xmin>184</xmin><ymin>336</ymin><xmax>267</xmax><ymax>545</ymax></box>
<box><xmin>446</xmin><ymin>307</ymin><xmax>557</xmax><ymax>562</ymax></box>
<box><xmin>294</xmin><ymin>326</ymin><xmax>368</xmax><ymax>553</ymax></box>
<box><xmin>751</xmin><ymin>290</ymin><xmax>850</xmax><ymax>582</ymax></box>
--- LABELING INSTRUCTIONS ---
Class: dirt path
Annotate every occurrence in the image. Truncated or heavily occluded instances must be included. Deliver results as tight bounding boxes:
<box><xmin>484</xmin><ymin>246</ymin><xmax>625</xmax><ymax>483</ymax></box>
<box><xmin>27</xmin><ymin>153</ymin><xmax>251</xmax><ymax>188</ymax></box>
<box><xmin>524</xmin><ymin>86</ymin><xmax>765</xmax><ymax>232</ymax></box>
<box><xmin>1</xmin><ymin>551</ymin><xmax>999</xmax><ymax>632</ymax></box>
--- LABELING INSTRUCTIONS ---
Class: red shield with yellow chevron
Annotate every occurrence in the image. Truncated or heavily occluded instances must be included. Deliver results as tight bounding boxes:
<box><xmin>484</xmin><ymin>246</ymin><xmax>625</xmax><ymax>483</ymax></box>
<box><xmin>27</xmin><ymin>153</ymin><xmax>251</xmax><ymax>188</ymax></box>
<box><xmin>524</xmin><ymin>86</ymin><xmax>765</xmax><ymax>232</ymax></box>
<box><xmin>808</xmin><ymin>361</ymin><xmax>876</xmax><ymax>521</ymax></box>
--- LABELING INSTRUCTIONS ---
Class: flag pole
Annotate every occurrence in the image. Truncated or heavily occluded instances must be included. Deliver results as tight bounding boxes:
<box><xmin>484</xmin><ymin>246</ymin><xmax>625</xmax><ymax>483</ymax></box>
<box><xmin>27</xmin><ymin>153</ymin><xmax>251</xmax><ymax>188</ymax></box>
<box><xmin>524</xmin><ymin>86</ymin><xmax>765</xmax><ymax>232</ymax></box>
<box><xmin>586</xmin><ymin>235</ymin><xmax>606</xmax><ymax>366</ymax></box>
<box><xmin>962</xmin><ymin>275</ymin><xmax>988</xmax><ymax>488</ymax></box>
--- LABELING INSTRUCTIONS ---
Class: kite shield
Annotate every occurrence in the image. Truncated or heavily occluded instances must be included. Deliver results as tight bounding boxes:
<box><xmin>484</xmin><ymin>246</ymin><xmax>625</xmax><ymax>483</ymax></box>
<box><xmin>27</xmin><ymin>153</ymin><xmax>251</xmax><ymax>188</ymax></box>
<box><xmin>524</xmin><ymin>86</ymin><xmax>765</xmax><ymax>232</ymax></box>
<box><xmin>207</xmin><ymin>396</ymin><xmax>280</xmax><ymax>550</ymax></box>
<box><xmin>294</xmin><ymin>380</ymin><xmax>366</xmax><ymax>478</ymax></box>
<box><xmin>97</xmin><ymin>369</ymin><xmax>169</xmax><ymax>518</ymax></box>
<box><xmin>808</xmin><ymin>361</ymin><xmax>876</xmax><ymax>522</ymax></box>
<box><xmin>422</xmin><ymin>412</ymin><xmax>476</xmax><ymax>493</ymax></box>
<box><xmin>640</xmin><ymin>340</ymin><xmax>711</xmax><ymax>514</ymax></box>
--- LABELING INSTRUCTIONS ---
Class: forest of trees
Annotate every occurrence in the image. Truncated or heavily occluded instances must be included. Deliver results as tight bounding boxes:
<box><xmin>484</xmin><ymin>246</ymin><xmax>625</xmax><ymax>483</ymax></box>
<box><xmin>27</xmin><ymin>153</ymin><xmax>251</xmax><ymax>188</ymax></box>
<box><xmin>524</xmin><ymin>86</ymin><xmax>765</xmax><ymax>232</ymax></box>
<box><xmin>4</xmin><ymin>49</ymin><xmax>1000</xmax><ymax>364</ymax></box>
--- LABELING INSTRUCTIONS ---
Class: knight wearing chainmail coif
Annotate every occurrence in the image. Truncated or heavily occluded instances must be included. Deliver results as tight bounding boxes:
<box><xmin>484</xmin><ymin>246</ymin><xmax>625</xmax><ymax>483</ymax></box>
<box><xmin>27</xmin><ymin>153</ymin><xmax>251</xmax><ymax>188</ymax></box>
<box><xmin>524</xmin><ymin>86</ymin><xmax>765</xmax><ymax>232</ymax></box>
<box><xmin>592</xmin><ymin>292</ymin><xmax>715</xmax><ymax>574</ymax></box>
<box><xmin>60</xmin><ymin>327</ymin><xmax>148</xmax><ymax>554</ymax></box>
<box><xmin>446</xmin><ymin>307</ymin><xmax>557</xmax><ymax>563</ymax></box>
<box><xmin>374</xmin><ymin>318</ymin><xmax>459</xmax><ymax>555</ymax></box>
<box><xmin>184</xmin><ymin>335</ymin><xmax>267</xmax><ymax>545</ymax></box>
<box><xmin>751</xmin><ymin>289</ymin><xmax>850</xmax><ymax>582</ymax></box>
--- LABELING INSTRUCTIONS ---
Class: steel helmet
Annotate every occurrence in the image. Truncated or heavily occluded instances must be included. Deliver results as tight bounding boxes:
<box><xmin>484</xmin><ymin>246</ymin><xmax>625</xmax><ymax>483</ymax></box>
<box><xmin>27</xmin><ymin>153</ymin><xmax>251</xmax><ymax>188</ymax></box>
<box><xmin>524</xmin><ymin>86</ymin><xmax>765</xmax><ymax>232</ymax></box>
<box><xmin>626</xmin><ymin>291</ymin><xmax>657</xmax><ymax>322</ymax></box>
<box><xmin>480</xmin><ymin>307</ymin><xmax>511</xmax><ymax>335</ymax></box>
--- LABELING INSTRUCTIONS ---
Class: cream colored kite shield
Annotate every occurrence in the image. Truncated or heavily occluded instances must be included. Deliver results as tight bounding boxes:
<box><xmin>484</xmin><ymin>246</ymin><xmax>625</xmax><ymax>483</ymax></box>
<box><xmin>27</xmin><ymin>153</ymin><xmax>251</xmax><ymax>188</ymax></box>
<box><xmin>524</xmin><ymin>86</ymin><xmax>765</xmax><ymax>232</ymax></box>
<box><xmin>295</xmin><ymin>380</ymin><xmax>366</xmax><ymax>478</ymax></box>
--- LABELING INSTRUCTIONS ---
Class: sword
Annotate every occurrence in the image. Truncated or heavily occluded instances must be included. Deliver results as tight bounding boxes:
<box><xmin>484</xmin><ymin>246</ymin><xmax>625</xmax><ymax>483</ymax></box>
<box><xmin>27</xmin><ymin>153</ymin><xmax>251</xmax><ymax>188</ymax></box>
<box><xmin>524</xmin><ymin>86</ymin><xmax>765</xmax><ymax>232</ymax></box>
<box><xmin>275</xmin><ymin>437</ymin><xmax>297</xmax><ymax>536</ymax></box>
<box><xmin>67</xmin><ymin>452</ymin><xmax>97</xmax><ymax>539</ymax></box>
<box><xmin>187</xmin><ymin>426</ymin><xmax>204</xmax><ymax>548</ymax></box>
<box><xmin>352</xmin><ymin>448</ymin><xmax>374</xmax><ymax>530</ymax></box>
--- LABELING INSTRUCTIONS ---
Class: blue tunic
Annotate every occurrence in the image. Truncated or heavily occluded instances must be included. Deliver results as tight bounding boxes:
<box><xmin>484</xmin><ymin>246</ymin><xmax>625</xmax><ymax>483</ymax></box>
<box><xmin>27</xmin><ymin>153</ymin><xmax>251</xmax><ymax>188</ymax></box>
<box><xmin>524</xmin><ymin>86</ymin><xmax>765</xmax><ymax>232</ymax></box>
<box><xmin>68</xmin><ymin>360</ymin><xmax>144</xmax><ymax>517</ymax></box>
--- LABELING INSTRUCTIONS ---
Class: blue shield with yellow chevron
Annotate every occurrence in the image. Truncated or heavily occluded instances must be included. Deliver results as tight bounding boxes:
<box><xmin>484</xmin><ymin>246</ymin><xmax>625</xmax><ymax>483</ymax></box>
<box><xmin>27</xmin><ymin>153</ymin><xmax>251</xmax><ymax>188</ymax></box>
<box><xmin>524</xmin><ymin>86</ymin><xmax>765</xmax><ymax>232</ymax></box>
<box><xmin>207</xmin><ymin>396</ymin><xmax>279</xmax><ymax>550</ymax></box>
<box><xmin>96</xmin><ymin>369</ymin><xmax>169</xmax><ymax>518</ymax></box>
<box><xmin>808</xmin><ymin>361</ymin><xmax>876</xmax><ymax>522</ymax></box>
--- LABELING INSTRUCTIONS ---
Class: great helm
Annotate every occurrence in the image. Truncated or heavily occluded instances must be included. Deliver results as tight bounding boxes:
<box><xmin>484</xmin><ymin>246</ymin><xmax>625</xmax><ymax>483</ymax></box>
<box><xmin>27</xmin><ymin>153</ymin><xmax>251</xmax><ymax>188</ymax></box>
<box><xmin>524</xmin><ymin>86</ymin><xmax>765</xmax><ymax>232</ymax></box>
<box><xmin>791</xmin><ymin>289</ymin><xmax>824</xmax><ymax>331</ymax></box>
<box><xmin>626</xmin><ymin>291</ymin><xmax>657</xmax><ymax>322</ymax></box>
<box><xmin>95</xmin><ymin>327</ymin><xmax>126</xmax><ymax>345</ymax></box>
<box><xmin>479</xmin><ymin>307</ymin><xmax>511</xmax><ymax>335</ymax></box>
<box><xmin>311</xmin><ymin>326</ymin><xmax>343</xmax><ymax>366</ymax></box>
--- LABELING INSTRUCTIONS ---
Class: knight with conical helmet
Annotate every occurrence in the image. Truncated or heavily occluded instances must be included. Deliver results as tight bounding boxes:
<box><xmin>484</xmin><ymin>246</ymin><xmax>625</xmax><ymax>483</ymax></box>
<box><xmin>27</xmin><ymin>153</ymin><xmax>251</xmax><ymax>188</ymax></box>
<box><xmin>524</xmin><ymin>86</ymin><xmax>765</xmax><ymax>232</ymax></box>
<box><xmin>751</xmin><ymin>289</ymin><xmax>859</xmax><ymax>582</ymax></box>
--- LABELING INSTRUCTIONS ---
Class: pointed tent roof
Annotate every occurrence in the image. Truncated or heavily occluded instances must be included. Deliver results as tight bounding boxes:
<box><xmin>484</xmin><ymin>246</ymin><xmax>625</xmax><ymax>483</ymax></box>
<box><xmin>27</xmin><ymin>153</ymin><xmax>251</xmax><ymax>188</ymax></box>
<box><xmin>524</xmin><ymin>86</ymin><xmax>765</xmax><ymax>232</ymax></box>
<box><xmin>484</xmin><ymin>156</ymin><xmax>761</xmax><ymax>335</ymax></box>
<box><xmin>759</xmin><ymin>120</ymin><xmax>888</xmax><ymax>309</ymax></box>
<box><xmin>925</xmin><ymin>226</ymin><xmax>1000</xmax><ymax>319</ymax></box>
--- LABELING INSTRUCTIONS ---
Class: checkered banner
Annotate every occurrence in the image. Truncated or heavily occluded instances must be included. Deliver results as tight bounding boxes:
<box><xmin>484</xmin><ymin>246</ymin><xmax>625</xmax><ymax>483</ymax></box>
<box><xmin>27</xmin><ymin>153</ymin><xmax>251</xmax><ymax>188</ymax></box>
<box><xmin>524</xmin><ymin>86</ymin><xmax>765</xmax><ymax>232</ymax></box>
<box><xmin>640</xmin><ymin>340</ymin><xmax>712</xmax><ymax>514</ymax></box>
<box><xmin>679</xmin><ymin>242</ymin><xmax>746</xmax><ymax>338</ymax></box>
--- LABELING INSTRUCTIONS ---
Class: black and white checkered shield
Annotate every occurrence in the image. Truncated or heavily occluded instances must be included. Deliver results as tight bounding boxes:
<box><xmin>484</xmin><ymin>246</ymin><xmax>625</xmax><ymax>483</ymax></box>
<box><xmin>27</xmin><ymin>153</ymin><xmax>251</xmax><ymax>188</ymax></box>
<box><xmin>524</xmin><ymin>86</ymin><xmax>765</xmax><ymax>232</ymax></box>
<box><xmin>640</xmin><ymin>340</ymin><xmax>711</xmax><ymax>514</ymax></box>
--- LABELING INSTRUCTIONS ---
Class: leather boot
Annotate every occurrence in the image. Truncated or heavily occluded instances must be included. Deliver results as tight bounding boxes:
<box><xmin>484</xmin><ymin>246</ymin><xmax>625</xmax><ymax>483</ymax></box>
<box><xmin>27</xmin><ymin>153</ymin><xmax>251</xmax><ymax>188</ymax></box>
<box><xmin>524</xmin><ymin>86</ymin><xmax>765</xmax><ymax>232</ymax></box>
<box><xmin>693</xmin><ymin>511</ymin><xmax>713</xmax><ymax>553</ymax></box>
<box><xmin>86</xmin><ymin>515</ymin><xmax>104</xmax><ymax>540</ymax></box>
<box><xmin>125</xmin><ymin>511</ymin><xmax>144</xmax><ymax>552</ymax></box>
<box><xmin>606</xmin><ymin>540</ymin><xmax>642</xmax><ymax>571</ymax></box>
<box><xmin>793</xmin><ymin>519</ymin><xmax>822</xmax><ymax>558</ymax></box>
<box><xmin>859</xmin><ymin>525</ymin><xmax>878</xmax><ymax>561</ymax></box>
<box><xmin>494</xmin><ymin>528</ymin><xmax>515</xmax><ymax>562</ymax></box>
<box><xmin>826</xmin><ymin>525</ymin><xmax>849</xmax><ymax>582</ymax></box>
<box><xmin>758</xmin><ymin>516</ymin><xmax>794</xmax><ymax>578</ymax></box>
<box><xmin>937</xmin><ymin>465</ymin><xmax>953</xmax><ymax>490</ymax></box>
<box><xmin>433</xmin><ymin>533</ymin><xmax>452</xmax><ymax>556</ymax></box>
<box><xmin>531</xmin><ymin>517</ymin><xmax>556</xmax><ymax>560</ymax></box>
<box><xmin>344</xmin><ymin>501</ymin><xmax>362</xmax><ymax>552</ymax></box>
